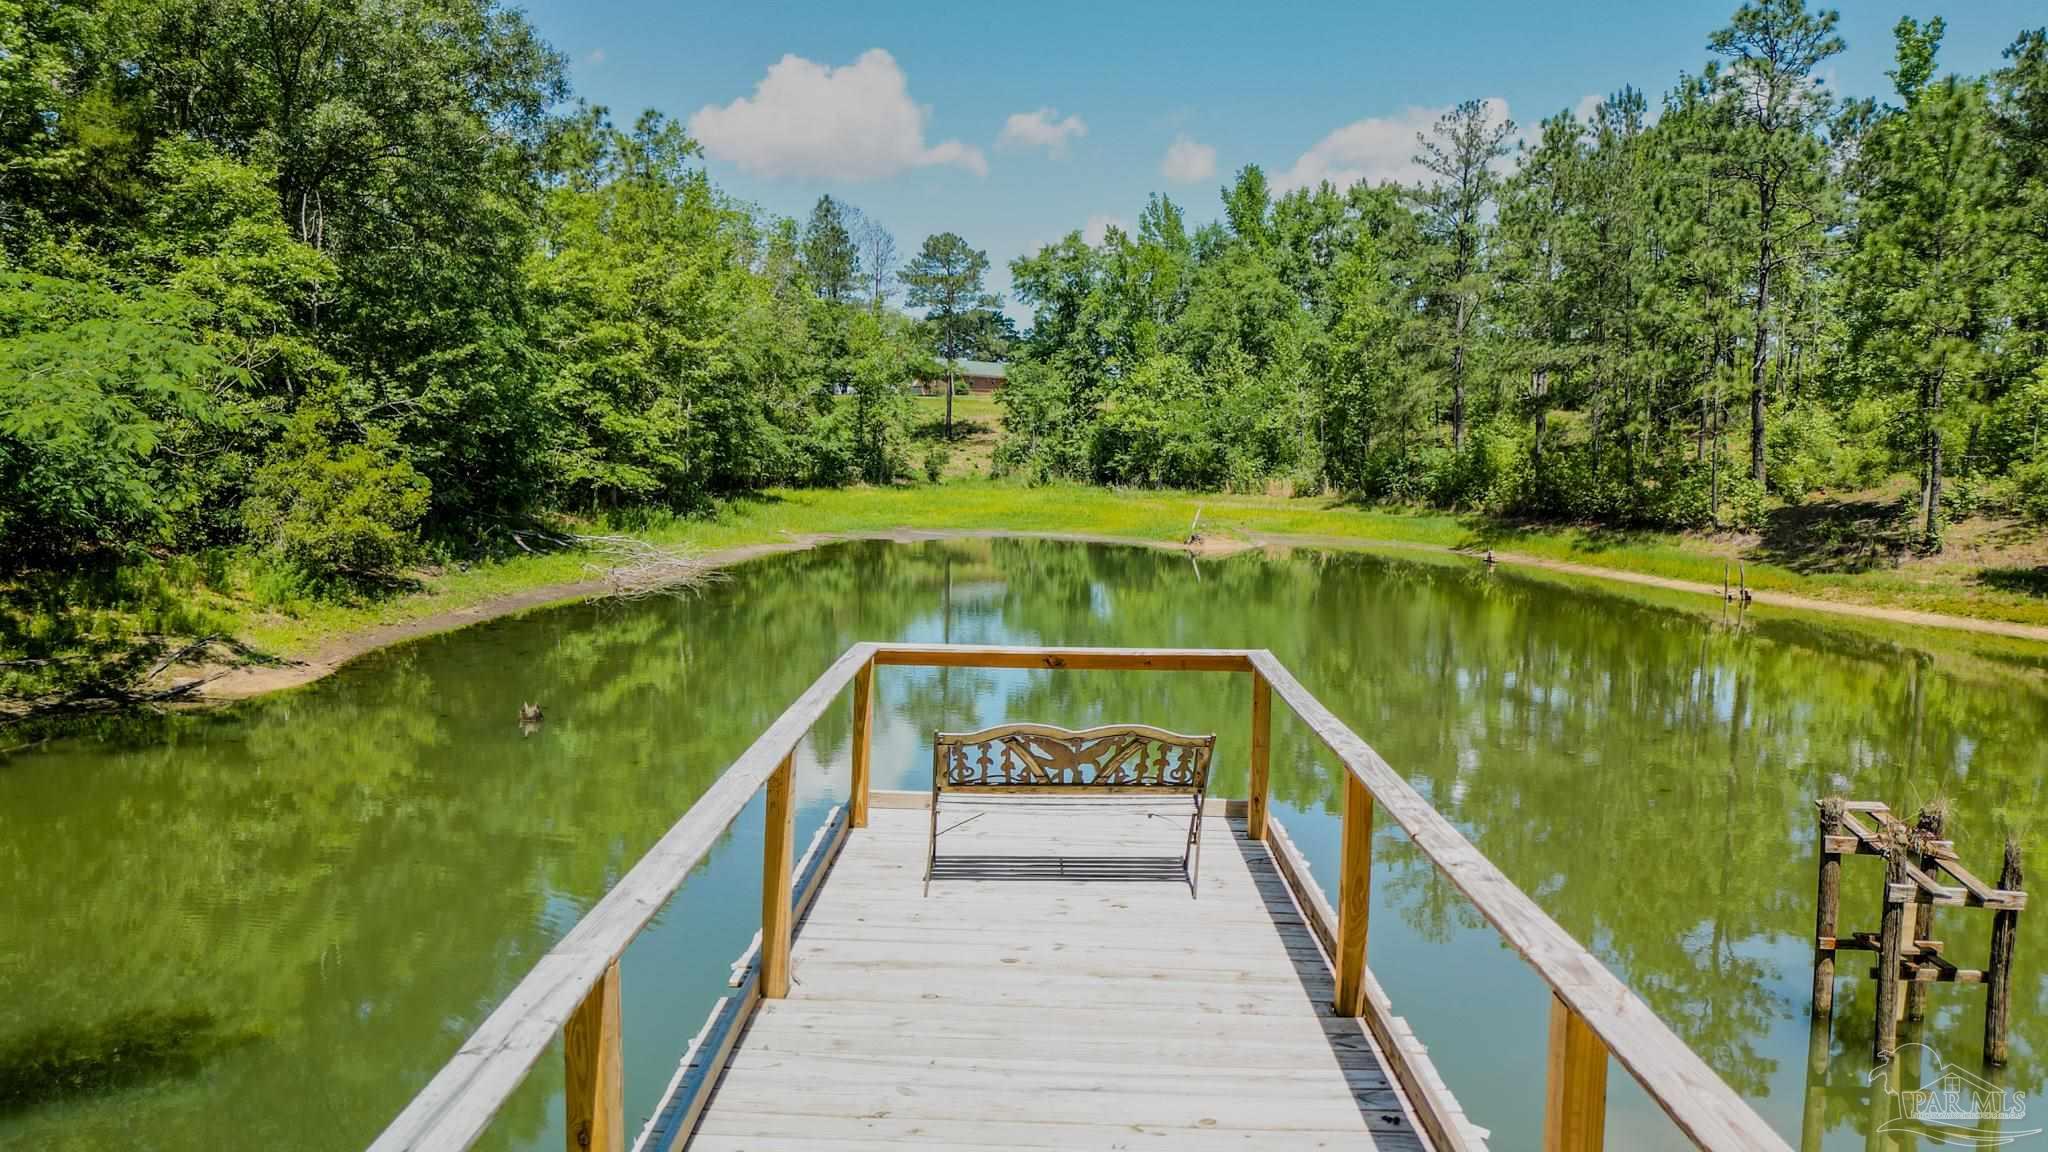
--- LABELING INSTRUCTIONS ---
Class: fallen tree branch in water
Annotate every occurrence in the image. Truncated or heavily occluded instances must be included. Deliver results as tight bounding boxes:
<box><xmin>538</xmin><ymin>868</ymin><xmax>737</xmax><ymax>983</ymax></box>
<box><xmin>4</xmin><ymin>634</ymin><xmax>292</xmax><ymax>720</ymax></box>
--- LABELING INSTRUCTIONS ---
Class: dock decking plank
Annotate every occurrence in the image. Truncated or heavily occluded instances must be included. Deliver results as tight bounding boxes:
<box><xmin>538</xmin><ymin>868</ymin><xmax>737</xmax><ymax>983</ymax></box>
<box><xmin>686</xmin><ymin>805</ymin><xmax>1429</xmax><ymax>1150</ymax></box>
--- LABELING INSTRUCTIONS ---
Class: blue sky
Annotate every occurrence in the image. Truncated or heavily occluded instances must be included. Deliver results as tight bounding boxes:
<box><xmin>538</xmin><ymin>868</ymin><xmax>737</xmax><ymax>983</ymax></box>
<box><xmin>519</xmin><ymin>0</ymin><xmax>2046</xmax><ymax>318</ymax></box>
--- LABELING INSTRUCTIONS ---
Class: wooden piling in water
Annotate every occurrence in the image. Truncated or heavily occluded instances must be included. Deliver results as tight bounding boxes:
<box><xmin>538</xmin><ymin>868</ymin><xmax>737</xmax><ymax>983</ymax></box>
<box><xmin>1812</xmin><ymin>797</ymin><xmax>1844</xmax><ymax>1019</ymax></box>
<box><xmin>1905</xmin><ymin>803</ymin><xmax>1945</xmax><ymax>1023</ymax></box>
<box><xmin>1799</xmin><ymin>1018</ymin><xmax>1829</xmax><ymax>1152</ymax></box>
<box><xmin>1984</xmin><ymin>837</ymin><xmax>2023</xmax><ymax>1066</ymax></box>
<box><xmin>1814</xmin><ymin>798</ymin><xmax>2026</xmax><ymax>1068</ymax></box>
<box><xmin>1873</xmin><ymin>833</ymin><xmax>1909</xmax><ymax>1060</ymax></box>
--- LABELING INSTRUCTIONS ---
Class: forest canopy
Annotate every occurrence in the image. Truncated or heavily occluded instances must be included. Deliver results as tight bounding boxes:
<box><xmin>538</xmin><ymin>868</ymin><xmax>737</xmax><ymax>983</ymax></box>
<box><xmin>998</xmin><ymin>9</ymin><xmax>2048</xmax><ymax>548</ymax></box>
<box><xmin>0</xmin><ymin>0</ymin><xmax>956</xmax><ymax>585</ymax></box>
<box><xmin>4</xmin><ymin>0</ymin><xmax>2048</xmax><ymax>609</ymax></box>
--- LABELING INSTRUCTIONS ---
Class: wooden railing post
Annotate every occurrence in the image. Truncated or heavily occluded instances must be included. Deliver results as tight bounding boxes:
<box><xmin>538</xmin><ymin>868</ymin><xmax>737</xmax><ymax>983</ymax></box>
<box><xmin>1334</xmin><ymin>771</ymin><xmax>1373</xmax><ymax>1016</ymax></box>
<box><xmin>564</xmin><ymin>960</ymin><xmax>622</xmax><ymax>1152</ymax></box>
<box><xmin>1248</xmin><ymin>672</ymin><xmax>1271</xmax><ymax>842</ymax></box>
<box><xmin>1545</xmin><ymin>993</ymin><xmax>1609</xmax><ymax>1152</ymax></box>
<box><xmin>760</xmin><ymin>751</ymin><xmax>796</xmax><ymax>999</ymax></box>
<box><xmin>850</xmin><ymin>659</ymin><xmax>874</xmax><ymax>829</ymax></box>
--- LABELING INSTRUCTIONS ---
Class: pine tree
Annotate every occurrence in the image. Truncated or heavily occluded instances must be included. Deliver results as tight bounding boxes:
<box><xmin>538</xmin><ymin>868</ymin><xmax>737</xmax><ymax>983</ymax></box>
<box><xmin>1708</xmin><ymin>0</ymin><xmax>1844</xmax><ymax>487</ymax></box>
<box><xmin>902</xmin><ymin>233</ymin><xmax>998</xmax><ymax>433</ymax></box>
<box><xmin>801</xmin><ymin>195</ymin><xmax>862</xmax><ymax>303</ymax></box>
<box><xmin>1842</xmin><ymin>18</ymin><xmax>2005</xmax><ymax>547</ymax></box>
<box><xmin>1411</xmin><ymin>99</ymin><xmax>1516</xmax><ymax>451</ymax></box>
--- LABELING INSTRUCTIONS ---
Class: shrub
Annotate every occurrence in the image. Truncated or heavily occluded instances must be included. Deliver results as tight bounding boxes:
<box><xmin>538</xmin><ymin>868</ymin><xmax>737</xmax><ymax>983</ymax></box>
<box><xmin>953</xmin><ymin>380</ymin><xmax>971</xmax><ymax>396</ymax></box>
<box><xmin>993</xmin><ymin>361</ymin><xmax>1091</xmax><ymax>481</ymax></box>
<box><xmin>922</xmin><ymin>443</ymin><xmax>950</xmax><ymax>483</ymax></box>
<box><xmin>1354</xmin><ymin>442</ymin><xmax>1449</xmax><ymax>504</ymax></box>
<box><xmin>1434</xmin><ymin>419</ymin><xmax>1527</xmax><ymax>512</ymax></box>
<box><xmin>1720</xmin><ymin>474</ymin><xmax>1768</xmax><ymax>531</ymax></box>
<box><xmin>1941</xmin><ymin>471</ymin><xmax>1985</xmax><ymax>523</ymax></box>
<box><xmin>1092</xmin><ymin>357</ymin><xmax>1227</xmax><ymax>489</ymax></box>
<box><xmin>2012</xmin><ymin>456</ymin><xmax>2048</xmax><ymax>525</ymax></box>
<box><xmin>242</xmin><ymin>413</ymin><xmax>430</xmax><ymax>585</ymax></box>
<box><xmin>1767</xmin><ymin>401</ymin><xmax>1864</xmax><ymax>497</ymax></box>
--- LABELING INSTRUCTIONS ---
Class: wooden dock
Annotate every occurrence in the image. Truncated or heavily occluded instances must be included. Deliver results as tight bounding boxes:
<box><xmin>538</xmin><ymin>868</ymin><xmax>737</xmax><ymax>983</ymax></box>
<box><xmin>367</xmin><ymin>644</ymin><xmax>1796</xmax><ymax>1152</ymax></box>
<box><xmin>690</xmin><ymin>801</ymin><xmax>1443</xmax><ymax>1151</ymax></box>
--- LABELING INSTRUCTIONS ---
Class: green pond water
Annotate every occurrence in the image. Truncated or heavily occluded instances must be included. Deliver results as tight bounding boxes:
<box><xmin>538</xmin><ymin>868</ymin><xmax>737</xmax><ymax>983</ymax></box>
<box><xmin>2</xmin><ymin>538</ymin><xmax>2044</xmax><ymax>1151</ymax></box>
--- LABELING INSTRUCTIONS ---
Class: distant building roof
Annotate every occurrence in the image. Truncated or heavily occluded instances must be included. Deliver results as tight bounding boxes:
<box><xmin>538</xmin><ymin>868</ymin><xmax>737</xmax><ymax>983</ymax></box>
<box><xmin>948</xmin><ymin>360</ymin><xmax>1006</xmax><ymax>378</ymax></box>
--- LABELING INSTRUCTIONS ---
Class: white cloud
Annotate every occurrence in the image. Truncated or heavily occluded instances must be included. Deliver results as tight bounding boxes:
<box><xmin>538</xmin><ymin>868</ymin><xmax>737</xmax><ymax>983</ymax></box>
<box><xmin>1573</xmin><ymin>93</ymin><xmax>1604</xmax><ymax>123</ymax></box>
<box><xmin>1161</xmin><ymin>133</ymin><xmax>1217</xmax><ymax>184</ymax></box>
<box><xmin>688</xmin><ymin>49</ymin><xmax>986</xmax><ymax>182</ymax></box>
<box><xmin>999</xmin><ymin>107</ymin><xmax>1087</xmax><ymax>156</ymax></box>
<box><xmin>1083</xmin><ymin>214</ymin><xmax>1130</xmax><ymax>245</ymax></box>
<box><xmin>584</xmin><ymin>48</ymin><xmax>606</xmax><ymax>66</ymax></box>
<box><xmin>1273</xmin><ymin>97</ymin><xmax>1511</xmax><ymax>193</ymax></box>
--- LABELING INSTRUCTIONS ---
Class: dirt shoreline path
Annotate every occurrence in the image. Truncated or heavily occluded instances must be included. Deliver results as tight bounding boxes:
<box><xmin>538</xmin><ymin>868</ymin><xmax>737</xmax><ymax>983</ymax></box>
<box><xmin>201</xmin><ymin>527</ymin><xmax>2048</xmax><ymax>701</ymax></box>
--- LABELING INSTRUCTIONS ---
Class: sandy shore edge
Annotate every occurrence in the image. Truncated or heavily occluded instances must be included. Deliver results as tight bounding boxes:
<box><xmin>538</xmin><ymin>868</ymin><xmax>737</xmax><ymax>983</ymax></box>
<box><xmin>196</xmin><ymin>526</ymin><xmax>2048</xmax><ymax>702</ymax></box>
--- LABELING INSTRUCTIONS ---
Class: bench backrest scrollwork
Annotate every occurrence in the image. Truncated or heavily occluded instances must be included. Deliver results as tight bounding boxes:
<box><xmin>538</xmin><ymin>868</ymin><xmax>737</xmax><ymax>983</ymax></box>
<box><xmin>932</xmin><ymin>722</ymin><xmax>1215</xmax><ymax>796</ymax></box>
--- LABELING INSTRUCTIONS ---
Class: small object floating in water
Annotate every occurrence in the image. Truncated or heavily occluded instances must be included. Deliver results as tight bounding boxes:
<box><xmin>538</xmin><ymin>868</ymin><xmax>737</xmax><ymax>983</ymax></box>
<box><xmin>519</xmin><ymin>702</ymin><xmax>543</xmax><ymax>734</ymax></box>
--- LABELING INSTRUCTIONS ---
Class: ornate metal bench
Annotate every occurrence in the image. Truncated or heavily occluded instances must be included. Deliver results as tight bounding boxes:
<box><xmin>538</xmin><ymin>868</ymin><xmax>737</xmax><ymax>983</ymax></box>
<box><xmin>926</xmin><ymin>722</ymin><xmax>1216</xmax><ymax>897</ymax></box>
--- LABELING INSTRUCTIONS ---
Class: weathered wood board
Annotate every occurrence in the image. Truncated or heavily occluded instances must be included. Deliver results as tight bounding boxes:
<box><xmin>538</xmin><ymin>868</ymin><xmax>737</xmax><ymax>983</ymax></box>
<box><xmin>687</xmin><ymin>805</ymin><xmax>1432</xmax><ymax>1150</ymax></box>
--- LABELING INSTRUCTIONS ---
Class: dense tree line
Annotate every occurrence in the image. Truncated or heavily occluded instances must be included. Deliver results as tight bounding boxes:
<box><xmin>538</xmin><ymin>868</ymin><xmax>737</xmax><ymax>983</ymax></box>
<box><xmin>998</xmin><ymin>3</ymin><xmax>2048</xmax><ymax>548</ymax></box>
<box><xmin>0</xmin><ymin>0</ymin><xmax>1000</xmax><ymax>584</ymax></box>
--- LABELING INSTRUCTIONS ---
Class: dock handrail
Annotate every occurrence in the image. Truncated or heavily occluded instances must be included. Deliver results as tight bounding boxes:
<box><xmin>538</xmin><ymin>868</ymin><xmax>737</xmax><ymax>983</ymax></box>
<box><xmin>367</xmin><ymin>642</ymin><xmax>1793</xmax><ymax>1152</ymax></box>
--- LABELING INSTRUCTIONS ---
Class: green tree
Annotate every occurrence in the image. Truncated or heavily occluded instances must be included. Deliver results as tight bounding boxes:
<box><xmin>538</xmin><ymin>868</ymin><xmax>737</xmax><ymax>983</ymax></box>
<box><xmin>801</xmin><ymin>195</ymin><xmax>862</xmax><ymax>303</ymax></box>
<box><xmin>0</xmin><ymin>271</ymin><xmax>231</xmax><ymax>557</ymax></box>
<box><xmin>840</xmin><ymin>311</ymin><xmax>917</xmax><ymax>484</ymax></box>
<box><xmin>1842</xmin><ymin>20</ymin><xmax>2005</xmax><ymax>547</ymax></box>
<box><xmin>530</xmin><ymin>108</ymin><xmax>732</xmax><ymax>508</ymax></box>
<box><xmin>1495</xmin><ymin>111</ymin><xmax>1589</xmax><ymax>492</ymax></box>
<box><xmin>118</xmin><ymin>0</ymin><xmax>569</xmax><ymax>533</ymax></box>
<box><xmin>1991</xmin><ymin>30</ymin><xmax>2048</xmax><ymax>477</ymax></box>
<box><xmin>242</xmin><ymin>408</ymin><xmax>430</xmax><ymax>584</ymax></box>
<box><xmin>1708</xmin><ymin>0</ymin><xmax>1844</xmax><ymax>487</ymax></box>
<box><xmin>901</xmin><ymin>232</ymin><xmax>997</xmax><ymax>434</ymax></box>
<box><xmin>1410</xmin><ymin>99</ymin><xmax>1516</xmax><ymax>452</ymax></box>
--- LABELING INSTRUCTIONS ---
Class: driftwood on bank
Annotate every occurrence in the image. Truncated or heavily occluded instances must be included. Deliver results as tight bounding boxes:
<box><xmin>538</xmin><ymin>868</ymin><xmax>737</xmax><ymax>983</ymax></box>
<box><xmin>510</xmin><ymin>531</ymin><xmax>723</xmax><ymax>599</ymax></box>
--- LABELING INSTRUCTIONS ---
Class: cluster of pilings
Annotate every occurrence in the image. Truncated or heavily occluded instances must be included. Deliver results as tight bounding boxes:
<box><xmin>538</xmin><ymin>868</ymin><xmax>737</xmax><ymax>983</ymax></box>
<box><xmin>1811</xmin><ymin>797</ymin><xmax>2025</xmax><ymax>1063</ymax></box>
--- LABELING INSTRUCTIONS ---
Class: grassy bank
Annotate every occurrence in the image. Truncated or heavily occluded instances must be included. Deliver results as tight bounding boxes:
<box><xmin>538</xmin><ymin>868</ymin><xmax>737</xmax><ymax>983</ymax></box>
<box><xmin>7</xmin><ymin>477</ymin><xmax>2048</xmax><ymax>709</ymax></box>
<box><xmin>249</xmin><ymin>481</ymin><xmax>2048</xmax><ymax>648</ymax></box>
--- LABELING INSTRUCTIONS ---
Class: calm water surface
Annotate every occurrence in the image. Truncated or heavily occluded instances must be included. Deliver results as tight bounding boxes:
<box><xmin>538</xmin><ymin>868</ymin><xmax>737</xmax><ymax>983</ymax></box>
<box><xmin>2</xmin><ymin>540</ymin><xmax>2044</xmax><ymax>1151</ymax></box>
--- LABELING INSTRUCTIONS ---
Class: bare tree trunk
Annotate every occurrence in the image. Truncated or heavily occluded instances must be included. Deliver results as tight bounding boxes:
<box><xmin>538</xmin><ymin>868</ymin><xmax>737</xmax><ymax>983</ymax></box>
<box><xmin>1450</xmin><ymin>297</ymin><xmax>1470</xmax><ymax>451</ymax></box>
<box><xmin>1712</xmin><ymin>393</ymin><xmax>1724</xmax><ymax>525</ymax></box>
<box><xmin>1748</xmin><ymin>213</ymin><xmax>1773</xmax><ymax>487</ymax></box>
<box><xmin>1590</xmin><ymin>386</ymin><xmax>1603</xmax><ymax>477</ymax></box>
<box><xmin>1921</xmin><ymin>371</ymin><xmax>1945</xmax><ymax>546</ymax></box>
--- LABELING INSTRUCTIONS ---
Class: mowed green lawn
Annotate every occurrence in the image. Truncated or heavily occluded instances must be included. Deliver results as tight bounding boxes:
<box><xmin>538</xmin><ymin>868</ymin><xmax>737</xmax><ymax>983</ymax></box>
<box><xmin>911</xmin><ymin>391</ymin><xmax>1002</xmax><ymax>479</ymax></box>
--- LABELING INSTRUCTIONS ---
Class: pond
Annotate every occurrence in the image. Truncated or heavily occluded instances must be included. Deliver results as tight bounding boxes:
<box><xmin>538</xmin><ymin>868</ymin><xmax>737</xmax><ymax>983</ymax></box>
<box><xmin>1</xmin><ymin>538</ymin><xmax>2043</xmax><ymax>1151</ymax></box>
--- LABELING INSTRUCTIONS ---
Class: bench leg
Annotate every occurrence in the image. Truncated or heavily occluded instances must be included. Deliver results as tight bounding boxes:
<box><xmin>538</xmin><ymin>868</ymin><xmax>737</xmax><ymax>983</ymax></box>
<box><xmin>1185</xmin><ymin>798</ymin><xmax>1204</xmax><ymax>899</ymax></box>
<box><xmin>924</xmin><ymin>787</ymin><xmax>938</xmax><ymax>897</ymax></box>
